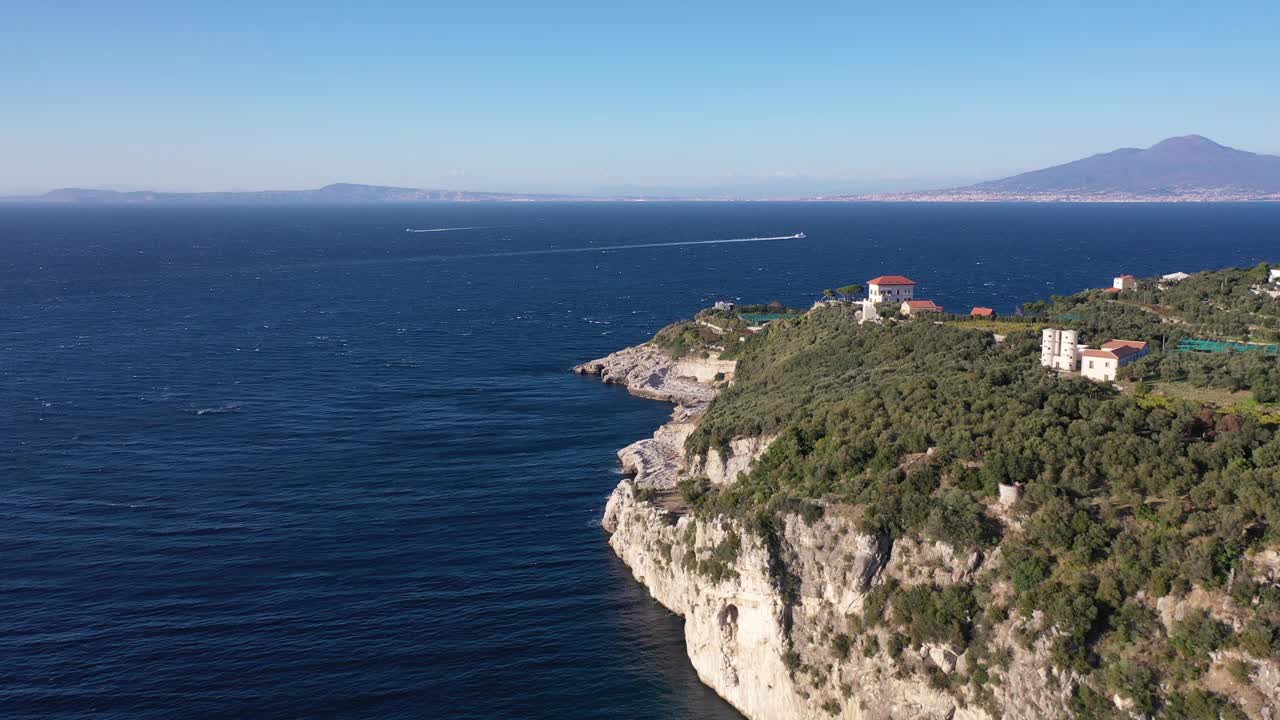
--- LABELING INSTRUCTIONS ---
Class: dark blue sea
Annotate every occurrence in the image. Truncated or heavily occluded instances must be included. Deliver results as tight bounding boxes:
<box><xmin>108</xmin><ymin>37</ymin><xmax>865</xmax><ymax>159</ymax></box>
<box><xmin>2</xmin><ymin>202</ymin><xmax>1277</xmax><ymax>719</ymax></box>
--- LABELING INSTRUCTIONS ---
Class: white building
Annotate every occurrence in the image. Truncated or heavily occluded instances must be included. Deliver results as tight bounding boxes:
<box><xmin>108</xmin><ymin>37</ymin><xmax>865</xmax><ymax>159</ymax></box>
<box><xmin>867</xmin><ymin>275</ymin><xmax>916</xmax><ymax>304</ymax></box>
<box><xmin>713</xmin><ymin>300</ymin><xmax>736</xmax><ymax>312</ymax></box>
<box><xmin>1270</xmin><ymin>269</ymin><xmax>1280</xmax><ymax>284</ymax></box>
<box><xmin>1113</xmin><ymin>275</ymin><xmax>1137</xmax><ymax>291</ymax></box>
<box><xmin>1161</xmin><ymin>272</ymin><xmax>1191</xmax><ymax>282</ymax></box>
<box><xmin>856</xmin><ymin>299</ymin><xmax>882</xmax><ymax>325</ymax></box>
<box><xmin>1080</xmin><ymin>341</ymin><xmax>1149</xmax><ymax>382</ymax></box>
<box><xmin>1041</xmin><ymin>328</ymin><xmax>1081</xmax><ymax>371</ymax></box>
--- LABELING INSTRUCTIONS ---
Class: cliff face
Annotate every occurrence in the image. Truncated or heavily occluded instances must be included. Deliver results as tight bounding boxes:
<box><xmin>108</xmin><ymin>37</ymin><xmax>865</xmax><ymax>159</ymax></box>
<box><xmin>602</xmin><ymin>477</ymin><xmax>1086</xmax><ymax>720</ymax></box>
<box><xmin>578</xmin><ymin>341</ymin><xmax>1277</xmax><ymax>719</ymax></box>
<box><xmin>579</xmin><ymin>342</ymin><xmax>1076</xmax><ymax>719</ymax></box>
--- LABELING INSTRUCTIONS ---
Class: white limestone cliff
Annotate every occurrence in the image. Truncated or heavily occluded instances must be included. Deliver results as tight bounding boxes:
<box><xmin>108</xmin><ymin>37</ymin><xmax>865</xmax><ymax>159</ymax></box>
<box><xmin>579</xmin><ymin>342</ymin><xmax>1083</xmax><ymax>719</ymax></box>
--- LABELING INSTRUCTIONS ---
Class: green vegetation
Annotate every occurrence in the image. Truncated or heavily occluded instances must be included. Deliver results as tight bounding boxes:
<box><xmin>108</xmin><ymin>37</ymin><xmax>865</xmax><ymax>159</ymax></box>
<box><xmin>651</xmin><ymin>304</ymin><xmax>805</xmax><ymax>359</ymax></box>
<box><xmin>652</xmin><ymin>320</ymin><xmax>719</xmax><ymax>359</ymax></box>
<box><xmin>945</xmin><ymin>318</ymin><xmax>1047</xmax><ymax>335</ymax></box>
<box><xmin>890</xmin><ymin>584</ymin><xmax>977</xmax><ymax>648</ymax></box>
<box><xmin>668</xmin><ymin>265</ymin><xmax>1280</xmax><ymax>715</ymax></box>
<box><xmin>694</xmin><ymin>530</ymin><xmax>742</xmax><ymax>583</ymax></box>
<box><xmin>837</xmin><ymin>284</ymin><xmax>864</xmax><ymax>301</ymax></box>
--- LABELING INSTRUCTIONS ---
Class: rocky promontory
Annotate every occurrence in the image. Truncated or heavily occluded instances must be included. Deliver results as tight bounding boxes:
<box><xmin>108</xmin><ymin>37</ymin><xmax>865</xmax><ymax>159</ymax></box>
<box><xmin>577</xmin><ymin>285</ymin><xmax>1280</xmax><ymax>719</ymax></box>
<box><xmin>578</xmin><ymin>339</ymin><xmax>1074</xmax><ymax>720</ymax></box>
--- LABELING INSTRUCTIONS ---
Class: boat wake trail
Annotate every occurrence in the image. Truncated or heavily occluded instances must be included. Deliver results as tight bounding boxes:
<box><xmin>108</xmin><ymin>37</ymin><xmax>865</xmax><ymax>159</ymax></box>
<box><xmin>463</xmin><ymin>233</ymin><xmax>805</xmax><ymax>259</ymax></box>
<box><xmin>254</xmin><ymin>233</ymin><xmax>805</xmax><ymax>273</ymax></box>
<box><xmin>404</xmin><ymin>226</ymin><xmax>509</xmax><ymax>233</ymax></box>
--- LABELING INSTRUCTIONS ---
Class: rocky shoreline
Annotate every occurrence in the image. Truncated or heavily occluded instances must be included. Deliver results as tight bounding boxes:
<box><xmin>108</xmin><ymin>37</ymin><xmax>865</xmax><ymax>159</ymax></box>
<box><xmin>574</xmin><ymin>344</ymin><xmax>733</xmax><ymax>491</ymax></box>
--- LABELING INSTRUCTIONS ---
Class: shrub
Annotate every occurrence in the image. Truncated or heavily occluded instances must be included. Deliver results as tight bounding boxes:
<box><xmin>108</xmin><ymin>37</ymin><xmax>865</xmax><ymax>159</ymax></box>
<box><xmin>890</xmin><ymin>584</ymin><xmax>976</xmax><ymax>649</ymax></box>
<box><xmin>831</xmin><ymin>633</ymin><xmax>852</xmax><ymax>660</ymax></box>
<box><xmin>1235</xmin><ymin>617</ymin><xmax>1278</xmax><ymax>658</ymax></box>
<box><xmin>1170</xmin><ymin>610</ymin><xmax>1232</xmax><ymax>663</ymax></box>
<box><xmin>1161</xmin><ymin>690</ymin><xmax>1247</xmax><ymax>720</ymax></box>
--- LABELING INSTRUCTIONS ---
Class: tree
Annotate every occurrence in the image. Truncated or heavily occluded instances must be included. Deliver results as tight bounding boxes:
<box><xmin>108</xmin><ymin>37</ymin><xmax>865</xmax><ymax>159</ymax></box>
<box><xmin>838</xmin><ymin>284</ymin><xmax>864</xmax><ymax>301</ymax></box>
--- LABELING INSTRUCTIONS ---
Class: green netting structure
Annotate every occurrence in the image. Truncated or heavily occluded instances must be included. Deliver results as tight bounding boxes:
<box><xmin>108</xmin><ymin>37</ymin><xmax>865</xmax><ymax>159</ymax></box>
<box><xmin>1174</xmin><ymin>338</ymin><xmax>1280</xmax><ymax>355</ymax></box>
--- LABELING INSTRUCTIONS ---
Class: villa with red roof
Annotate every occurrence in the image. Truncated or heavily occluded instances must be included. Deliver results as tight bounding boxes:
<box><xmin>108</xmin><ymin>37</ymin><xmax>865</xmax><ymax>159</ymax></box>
<box><xmin>970</xmin><ymin>307</ymin><xmax>995</xmax><ymax>318</ymax></box>
<box><xmin>867</xmin><ymin>275</ymin><xmax>916</xmax><ymax>304</ymax></box>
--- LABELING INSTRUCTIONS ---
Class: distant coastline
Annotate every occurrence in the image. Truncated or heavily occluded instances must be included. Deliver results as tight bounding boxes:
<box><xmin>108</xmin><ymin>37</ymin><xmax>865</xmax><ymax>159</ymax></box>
<box><xmin>8</xmin><ymin>135</ymin><xmax>1280</xmax><ymax>205</ymax></box>
<box><xmin>5</xmin><ymin>187</ymin><xmax>1280</xmax><ymax>205</ymax></box>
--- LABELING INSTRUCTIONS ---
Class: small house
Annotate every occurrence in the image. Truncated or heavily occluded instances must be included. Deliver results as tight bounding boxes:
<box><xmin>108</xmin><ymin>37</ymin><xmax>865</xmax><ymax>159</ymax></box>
<box><xmin>868</xmin><ymin>275</ymin><xmax>916</xmax><ymax>304</ymax></box>
<box><xmin>970</xmin><ymin>307</ymin><xmax>995</xmax><ymax>318</ymax></box>
<box><xmin>1113</xmin><ymin>275</ymin><xmax>1137</xmax><ymax>291</ymax></box>
<box><xmin>713</xmin><ymin>300</ymin><xmax>736</xmax><ymax>312</ymax></box>
<box><xmin>1161</xmin><ymin>272</ymin><xmax>1191</xmax><ymax>283</ymax></box>
<box><xmin>901</xmin><ymin>299</ymin><xmax>943</xmax><ymax>316</ymax></box>
<box><xmin>1270</xmin><ymin>269</ymin><xmax>1280</xmax><ymax>284</ymax></box>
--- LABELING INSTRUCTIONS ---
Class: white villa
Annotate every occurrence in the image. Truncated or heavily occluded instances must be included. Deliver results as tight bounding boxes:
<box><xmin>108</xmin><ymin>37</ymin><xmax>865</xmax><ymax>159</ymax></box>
<box><xmin>867</xmin><ymin>275</ymin><xmax>916</xmax><ymax>304</ymax></box>
<box><xmin>1271</xmin><ymin>269</ymin><xmax>1280</xmax><ymax>284</ymax></box>
<box><xmin>1041</xmin><ymin>328</ymin><xmax>1149</xmax><ymax>382</ymax></box>
<box><xmin>1113</xmin><ymin>274</ymin><xmax>1137</xmax><ymax>291</ymax></box>
<box><xmin>1161</xmin><ymin>272</ymin><xmax>1191</xmax><ymax>283</ymax></box>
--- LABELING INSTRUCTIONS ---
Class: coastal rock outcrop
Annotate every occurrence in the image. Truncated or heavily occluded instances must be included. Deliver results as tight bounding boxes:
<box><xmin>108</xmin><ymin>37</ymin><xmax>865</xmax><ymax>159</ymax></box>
<box><xmin>577</xmin><ymin>343</ymin><xmax>751</xmax><ymax>490</ymax></box>
<box><xmin>573</xmin><ymin>343</ymin><xmax>727</xmax><ymax>409</ymax></box>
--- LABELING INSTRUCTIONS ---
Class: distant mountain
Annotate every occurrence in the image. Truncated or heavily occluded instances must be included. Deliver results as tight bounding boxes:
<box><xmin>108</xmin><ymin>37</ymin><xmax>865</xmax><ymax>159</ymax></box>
<box><xmin>853</xmin><ymin>136</ymin><xmax>1280</xmax><ymax>202</ymax></box>
<box><xmin>2</xmin><ymin>183</ymin><xmax>587</xmax><ymax>204</ymax></box>
<box><xmin>973</xmin><ymin>135</ymin><xmax>1280</xmax><ymax>195</ymax></box>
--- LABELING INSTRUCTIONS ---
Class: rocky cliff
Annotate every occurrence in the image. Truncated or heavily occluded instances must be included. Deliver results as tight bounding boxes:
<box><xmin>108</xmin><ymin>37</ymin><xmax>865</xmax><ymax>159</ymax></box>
<box><xmin>578</xmin><ymin>339</ymin><xmax>1280</xmax><ymax>720</ymax></box>
<box><xmin>577</xmin><ymin>342</ymin><xmax>1069</xmax><ymax>719</ymax></box>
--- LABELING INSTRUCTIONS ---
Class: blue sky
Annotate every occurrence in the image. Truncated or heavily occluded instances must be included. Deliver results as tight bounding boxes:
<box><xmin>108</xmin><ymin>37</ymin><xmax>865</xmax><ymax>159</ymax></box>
<box><xmin>3</xmin><ymin>1</ymin><xmax>1279</xmax><ymax>194</ymax></box>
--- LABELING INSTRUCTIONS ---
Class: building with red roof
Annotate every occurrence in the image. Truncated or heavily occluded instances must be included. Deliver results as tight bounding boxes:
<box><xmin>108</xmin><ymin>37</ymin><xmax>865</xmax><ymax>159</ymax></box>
<box><xmin>1112</xmin><ymin>274</ymin><xmax>1137</xmax><ymax>291</ymax></box>
<box><xmin>970</xmin><ymin>307</ymin><xmax>995</xmax><ymax>318</ymax></box>
<box><xmin>867</xmin><ymin>275</ymin><xmax>916</xmax><ymax>303</ymax></box>
<box><xmin>1080</xmin><ymin>340</ymin><xmax>1149</xmax><ymax>381</ymax></box>
<box><xmin>901</xmin><ymin>299</ymin><xmax>943</xmax><ymax>316</ymax></box>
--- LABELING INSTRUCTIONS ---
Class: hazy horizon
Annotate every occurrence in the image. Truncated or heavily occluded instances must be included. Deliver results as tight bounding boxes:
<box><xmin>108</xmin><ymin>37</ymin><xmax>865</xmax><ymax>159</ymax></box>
<box><xmin>4</xmin><ymin>2</ymin><xmax>1279</xmax><ymax>195</ymax></box>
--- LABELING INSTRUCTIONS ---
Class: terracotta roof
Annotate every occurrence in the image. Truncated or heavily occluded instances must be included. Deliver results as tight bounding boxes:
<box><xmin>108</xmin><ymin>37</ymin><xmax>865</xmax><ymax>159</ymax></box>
<box><xmin>1101</xmin><ymin>340</ymin><xmax>1148</xmax><ymax>359</ymax></box>
<box><xmin>1104</xmin><ymin>287</ymin><xmax>1121</xmax><ymax>293</ymax></box>
<box><xmin>970</xmin><ymin>307</ymin><xmax>995</xmax><ymax>317</ymax></box>
<box><xmin>905</xmin><ymin>300</ymin><xmax>942</xmax><ymax>311</ymax></box>
<box><xmin>1118</xmin><ymin>274</ymin><xmax>1135</xmax><ymax>279</ymax></box>
<box><xmin>1080</xmin><ymin>340</ymin><xmax>1148</xmax><ymax>361</ymax></box>
<box><xmin>1102</xmin><ymin>340</ymin><xmax>1147</xmax><ymax>351</ymax></box>
<box><xmin>867</xmin><ymin>275</ymin><xmax>916</xmax><ymax>286</ymax></box>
